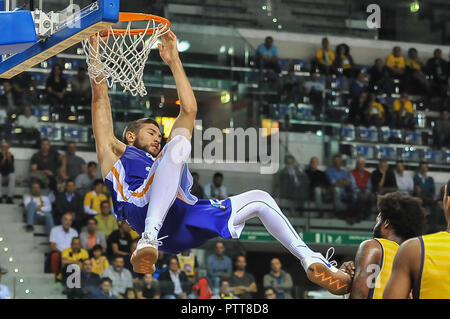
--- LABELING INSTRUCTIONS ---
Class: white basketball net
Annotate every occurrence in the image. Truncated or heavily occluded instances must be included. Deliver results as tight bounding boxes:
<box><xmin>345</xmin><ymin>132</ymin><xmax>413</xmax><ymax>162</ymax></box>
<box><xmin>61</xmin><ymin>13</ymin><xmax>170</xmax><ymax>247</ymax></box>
<box><xmin>82</xmin><ymin>18</ymin><xmax>170</xmax><ymax>97</ymax></box>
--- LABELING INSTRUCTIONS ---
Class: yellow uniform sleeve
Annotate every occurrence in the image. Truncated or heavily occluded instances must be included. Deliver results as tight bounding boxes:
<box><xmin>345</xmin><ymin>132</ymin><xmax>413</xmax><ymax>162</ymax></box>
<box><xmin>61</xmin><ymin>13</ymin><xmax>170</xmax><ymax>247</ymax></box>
<box><xmin>84</xmin><ymin>192</ymin><xmax>92</xmax><ymax>207</ymax></box>
<box><xmin>61</xmin><ymin>248</ymin><xmax>71</xmax><ymax>259</ymax></box>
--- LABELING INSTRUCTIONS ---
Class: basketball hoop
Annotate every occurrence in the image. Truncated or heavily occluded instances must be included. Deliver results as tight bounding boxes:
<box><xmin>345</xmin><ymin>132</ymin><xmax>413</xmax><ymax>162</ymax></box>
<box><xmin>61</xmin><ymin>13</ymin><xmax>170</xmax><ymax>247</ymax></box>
<box><xmin>82</xmin><ymin>12</ymin><xmax>171</xmax><ymax>97</ymax></box>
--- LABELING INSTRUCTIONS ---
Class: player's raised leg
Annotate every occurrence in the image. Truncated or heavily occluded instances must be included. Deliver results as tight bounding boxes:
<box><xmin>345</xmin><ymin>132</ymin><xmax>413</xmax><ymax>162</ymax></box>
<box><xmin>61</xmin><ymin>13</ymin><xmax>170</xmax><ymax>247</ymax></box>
<box><xmin>131</xmin><ymin>30</ymin><xmax>198</xmax><ymax>274</ymax></box>
<box><xmin>229</xmin><ymin>190</ymin><xmax>352</xmax><ymax>295</ymax></box>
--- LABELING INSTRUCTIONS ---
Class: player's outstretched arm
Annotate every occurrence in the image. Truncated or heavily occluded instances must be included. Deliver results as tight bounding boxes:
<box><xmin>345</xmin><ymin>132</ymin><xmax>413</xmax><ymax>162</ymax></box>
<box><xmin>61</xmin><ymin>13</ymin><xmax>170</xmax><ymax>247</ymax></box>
<box><xmin>158</xmin><ymin>31</ymin><xmax>197</xmax><ymax>142</ymax></box>
<box><xmin>89</xmin><ymin>35</ymin><xmax>126</xmax><ymax>178</ymax></box>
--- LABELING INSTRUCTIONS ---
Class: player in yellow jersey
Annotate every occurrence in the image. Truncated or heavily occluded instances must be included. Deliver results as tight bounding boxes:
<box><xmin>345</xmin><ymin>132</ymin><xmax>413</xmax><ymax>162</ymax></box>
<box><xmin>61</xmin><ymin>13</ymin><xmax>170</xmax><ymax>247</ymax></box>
<box><xmin>340</xmin><ymin>192</ymin><xmax>425</xmax><ymax>299</ymax></box>
<box><xmin>383</xmin><ymin>182</ymin><xmax>450</xmax><ymax>299</ymax></box>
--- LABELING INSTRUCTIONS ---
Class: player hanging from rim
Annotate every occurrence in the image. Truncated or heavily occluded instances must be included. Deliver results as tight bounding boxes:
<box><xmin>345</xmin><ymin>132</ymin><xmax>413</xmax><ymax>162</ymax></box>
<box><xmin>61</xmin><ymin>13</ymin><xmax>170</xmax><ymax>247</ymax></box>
<box><xmin>89</xmin><ymin>30</ymin><xmax>351</xmax><ymax>295</ymax></box>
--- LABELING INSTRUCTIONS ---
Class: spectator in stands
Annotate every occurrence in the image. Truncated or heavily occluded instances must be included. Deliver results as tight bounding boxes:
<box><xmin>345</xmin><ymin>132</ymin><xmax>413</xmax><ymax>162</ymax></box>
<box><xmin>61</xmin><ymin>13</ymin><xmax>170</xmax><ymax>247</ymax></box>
<box><xmin>102</xmin><ymin>255</ymin><xmax>133</xmax><ymax>297</ymax></box>
<box><xmin>0</xmin><ymin>80</ymin><xmax>17</xmax><ymax>113</ymax></box>
<box><xmin>65</xmin><ymin>142</ymin><xmax>86</xmax><ymax>181</ymax></box>
<box><xmin>122</xmin><ymin>287</ymin><xmax>137</xmax><ymax>299</ymax></box>
<box><xmin>30</xmin><ymin>138</ymin><xmax>65</xmax><ymax>192</ymax></box>
<box><xmin>434</xmin><ymin>110</ymin><xmax>450</xmax><ymax>148</ymax></box>
<box><xmin>305</xmin><ymin>156</ymin><xmax>330</xmax><ymax>212</ymax></box>
<box><xmin>394</xmin><ymin>160</ymin><xmax>414</xmax><ymax>195</ymax></box>
<box><xmin>46</xmin><ymin>64</ymin><xmax>68</xmax><ymax>108</ymax></box>
<box><xmin>84</xmin><ymin>179</ymin><xmax>111</xmax><ymax>216</ymax></box>
<box><xmin>177</xmin><ymin>250</ymin><xmax>198</xmax><ymax>284</ymax></box>
<box><xmin>385</xmin><ymin>46</ymin><xmax>406</xmax><ymax>80</ymax></box>
<box><xmin>91</xmin><ymin>277</ymin><xmax>117</xmax><ymax>299</ymax></box>
<box><xmin>0</xmin><ymin>266</ymin><xmax>10</xmax><ymax>299</ymax></box>
<box><xmin>212</xmin><ymin>279</ymin><xmax>238</xmax><ymax>299</ymax></box>
<box><xmin>229</xmin><ymin>255</ymin><xmax>257</xmax><ymax>299</ymax></box>
<box><xmin>413</xmin><ymin>162</ymin><xmax>435</xmax><ymax>208</ymax></box>
<box><xmin>313</xmin><ymin>37</ymin><xmax>335</xmax><ymax>75</ymax></box>
<box><xmin>70</xmin><ymin>67</ymin><xmax>91</xmax><ymax>106</ymax></box>
<box><xmin>204</xmin><ymin>172</ymin><xmax>228</xmax><ymax>200</ymax></box>
<box><xmin>91</xmin><ymin>244</ymin><xmax>110</xmax><ymax>276</ymax></box>
<box><xmin>0</xmin><ymin>140</ymin><xmax>15</xmax><ymax>203</ymax></box>
<box><xmin>349</xmin><ymin>90</ymin><xmax>369</xmax><ymax>126</ymax></box>
<box><xmin>303</xmin><ymin>71</ymin><xmax>325</xmax><ymax>119</ymax></box>
<box><xmin>0</xmin><ymin>103</ymin><xmax>11</xmax><ymax>140</ymax></box>
<box><xmin>405</xmin><ymin>48</ymin><xmax>431</xmax><ymax>96</ymax></box>
<box><xmin>107</xmin><ymin>222</ymin><xmax>132</xmax><ymax>270</ymax></box>
<box><xmin>426</xmin><ymin>48</ymin><xmax>448</xmax><ymax>98</ymax></box>
<box><xmin>333</xmin><ymin>43</ymin><xmax>355</xmax><ymax>78</ymax></box>
<box><xmin>190</xmin><ymin>172</ymin><xmax>205</xmax><ymax>199</ymax></box>
<box><xmin>53</xmin><ymin>179</ymin><xmax>84</xmax><ymax>232</ymax></box>
<box><xmin>370</xmin><ymin>159</ymin><xmax>397</xmax><ymax>195</ymax></box>
<box><xmin>206</xmin><ymin>241</ymin><xmax>232</xmax><ymax>295</ymax></box>
<box><xmin>392</xmin><ymin>92</ymin><xmax>415</xmax><ymax>129</ymax></box>
<box><xmin>154</xmin><ymin>251</ymin><xmax>171</xmax><ymax>281</ymax></box>
<box><xmin>159</xmin><ymin>255</ymin><xmax>195</xmax><ymax>299</ymax></box>
<box><xmin>80</xmin><ymin>217</ymin><xmax>107</xmax><ymax>251</ymax></box>
<box><xmin>263</xmin><ymin>257</ymin><xmax>293</xmax><ymax>299</ymax></box>
<box><xmin>273</xmin><ymin>154</ymin><xmax>309</xmax><ymax>215</ymax></box>
<box><xmin>264</xmin><ymin>287</ymin><xmax>278</xmax><ymax>299</ymax></box>
<box><xmin>279</xmin><ymin>70</ymin><xmax>302</xmax><ymax>104</ymax></box>
<box><xmin>135</xmin><ymin>273</ymin><xmax>161</xmax><ymax>299</ymax></box>
<box><xmin>48</xmin><ymin>213</ymin><xmax>78</xmax><ymax>276</ymax></box>
<box><xmin>350</xmin><ymin>157</ymin><xmax>375</xmax><ymax>223</ymax></box>
<box><xmin>349</xmin><ymin>71</ymin><xmax>368</xmax><ymax>101</ymax></box>
<box><xmin>368</xmin><ymin>58</ymin><xmax>394</xmax><ymax>94</ymax></box>
<box><xmin>326</xmin><ymin>154</ymin><xmax>353</xmax><ymax>213</ymax></box>
<box><xmin>95</xmin><ymin>200</ymin><xmax>118</xmax><ymax>238</ymax></box>
<box><xmin>366</xmin><ymin>92</ymin><xmax>386</xmax><ymax>127</ymax></box>
<box><xmin>16</xmin><ymin>106</ymin><xmax>40</xmax><ymax>143</ymax></box>
<box><xmin>11</xmin><ymin>72</ymin><xmax>39</xmax><ymax>108</ymax></box>
<box><xmin>66</xmin><ymin>258</ymin><xmax>101</xmax><ymax>299</ymax></box>
<box><xmin>256</xmin><ymin>36</ymin><xmax>281</xmax><ymax>75</ymax></box>
<box><xmin>24</xmin><ymin>182</ymin><xmax>53</xmax><ymax>232</ymax></box>
<box><xmin>61</xmin><ymin>237</ymin><xmax>89</xmax><ymax>283</ymax></box>
<box><xmin>75</xmin><ymin>161</ymin><xmax>100</xmax><ymax>198</ymax></box>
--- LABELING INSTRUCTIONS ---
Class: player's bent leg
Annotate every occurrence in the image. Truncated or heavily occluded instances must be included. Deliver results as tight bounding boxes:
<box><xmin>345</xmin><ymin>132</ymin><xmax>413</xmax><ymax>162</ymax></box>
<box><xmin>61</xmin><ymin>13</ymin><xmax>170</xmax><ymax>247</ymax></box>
<box><xmin>132</xmin><ymin>135</ymin><xmax>191</xmax><ymax>274</ymax></box>
<box><xmin>229</xmin><ymin>190</ymin><xmax>351</xmax><ymax>295</ymax></box>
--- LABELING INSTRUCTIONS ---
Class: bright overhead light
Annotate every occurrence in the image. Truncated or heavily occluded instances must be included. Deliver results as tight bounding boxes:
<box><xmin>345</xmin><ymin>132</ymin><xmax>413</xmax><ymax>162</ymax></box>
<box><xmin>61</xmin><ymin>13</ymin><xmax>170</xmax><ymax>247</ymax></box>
<box><xmin>177</xmin><ymin>40</ymin><xmax>191</xmax><ymax>53</ymax></box>
<box><xmin>262</xmin><ymin>5</ymin><xmax>266</xmax><ymax>10</ymax></box>
<box><xmin>272</xmin><ymin>18</ymin><xmax>277</xmax><ymax>23</ymax></box>
<box><xmin>410</xmin><ymin>1</ymin><xmax>420</xmax><ymax>12</ymax></box>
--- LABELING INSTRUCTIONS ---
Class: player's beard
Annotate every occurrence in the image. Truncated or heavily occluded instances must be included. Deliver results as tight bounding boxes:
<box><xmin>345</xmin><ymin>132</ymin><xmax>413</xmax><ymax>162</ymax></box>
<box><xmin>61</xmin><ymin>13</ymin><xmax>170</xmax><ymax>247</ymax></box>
<box><xmin>134</xmin><ymin>137</ymin><xmax>156</xmax><ymax>156</ymax></box>
<box><xmin>373</xmin><ymin>221</ymin><xmax>383</xmax><ymax>238</ymax></box>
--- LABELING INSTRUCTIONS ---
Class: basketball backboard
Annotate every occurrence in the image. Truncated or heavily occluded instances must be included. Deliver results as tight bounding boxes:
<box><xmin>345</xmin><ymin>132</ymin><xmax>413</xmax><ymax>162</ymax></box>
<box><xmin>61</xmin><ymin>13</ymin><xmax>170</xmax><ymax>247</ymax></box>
<box><xmin>0</xmin><ymin>0</ymin><xmax>120</xmax><ymax>79</ymax></box>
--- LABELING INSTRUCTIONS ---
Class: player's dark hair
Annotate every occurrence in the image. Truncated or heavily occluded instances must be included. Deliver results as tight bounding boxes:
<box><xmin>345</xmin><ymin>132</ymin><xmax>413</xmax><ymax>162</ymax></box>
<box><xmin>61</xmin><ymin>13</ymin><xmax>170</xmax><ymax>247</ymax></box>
<box><xmin>87</xmin><ymin>161</ymin><xmax>97</xmax><ymax>168</ymax></box>
<box><xmin>377</xmin><ymin>192</ymin><xmax>425</xmax><ymax>240</ymax></box>
<box><xmin>100</xmin><ymin>200</ymin><xmax>110</xmax><ymax>207</ymax></box>
<box><xmin>100</xmin><ymin>277</ymin><xmax>112</xmax><ymax>285</ymax></box>
<box><xmin>213</xmin><ymin>172</ymin><xmax>223</xmax><ymax>179</ymax></box>
<box><xmin>122</xmin><ymin>118</ymin><xmax>161</xmax><ymax>144</ymax></box>
<box><xmin>71</xmin><ymin>237</ymin><xmax>81</xmax><ymax>244</ymax></box>
<box><xmin>93</xmin><ymin>179</ymin><xmax>104</xmax><ymax>187</ymax></box>
<box><xmin>92</xmin><ymin>244</ymin><xmax>103</xmax><ymax>252</ymax></box>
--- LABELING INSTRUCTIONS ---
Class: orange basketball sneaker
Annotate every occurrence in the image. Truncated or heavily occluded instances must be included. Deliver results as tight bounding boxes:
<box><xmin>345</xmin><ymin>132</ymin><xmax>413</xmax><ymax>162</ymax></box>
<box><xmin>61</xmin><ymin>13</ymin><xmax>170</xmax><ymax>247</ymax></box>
<box><xmin>131</xmin><ymin>233</ymin><xmax>167</xmax><ymax>274</ymax></box>
<box><xmin>301</xmin><ymin>248</ymin><xmax>352</xmax><ymax>295</ymax></box>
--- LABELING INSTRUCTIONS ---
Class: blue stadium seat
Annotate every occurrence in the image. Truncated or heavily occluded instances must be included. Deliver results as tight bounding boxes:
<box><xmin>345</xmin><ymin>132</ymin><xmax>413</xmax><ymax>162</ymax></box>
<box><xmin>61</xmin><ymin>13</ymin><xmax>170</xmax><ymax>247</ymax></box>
<box><xmin>421</xmin><ymin>149</ymin><xmax>441</xmax><ymax>163</ymax></box>
<box><xmin>354</xmin><ymin>144</ymin><xmax>375</xmax><ymax>159</ymax></box>
<box><xmin>380</xmin><ymin>127</ymin><xmax>403</xmax><ymax>143</ymax></box>
<box><xmin>341</xmin><ymin>124</ymin><xmax>355</xmax><ymax>141</ymax></box>
<box><xmin>296</xmin><ymin>103</ymin><xmax>314</xmax><ymax>120</ymax></box>
<box><xmin>398</xmin><ymin>146</ymin><xmax>419</xmax><ymax>162</ymax></box>
<box><xmin>357</xmin><ymin>126</ymin><xmax>378</xmax><ymax>142</ymax></box>
<box><xmin>39</xmin><ymin>125</ymin><xmax>62</xmax><ymax>141</ymax></box>
<box><xmin>376</xmin><ymin>145</ymin><xmax>397</xmax><ymax>160</ymax></box>
<box><xmin>64</xmin><ymin>127</ymin><xmax>88</xmax><ymax>143</ymax></box>
<box><xmin>442</xmin><ymin>150</ymin><xmax>450</xmax><ymax>164</ymax></box>
<box><xmin>404</xmin><ymin>130</ymin><xmax>422</xmax><ymax>145</ymax></box>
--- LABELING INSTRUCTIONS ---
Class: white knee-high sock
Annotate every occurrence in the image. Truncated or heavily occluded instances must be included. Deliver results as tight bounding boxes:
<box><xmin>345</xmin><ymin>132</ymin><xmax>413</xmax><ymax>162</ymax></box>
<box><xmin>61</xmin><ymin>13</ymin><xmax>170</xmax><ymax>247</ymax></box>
<box><xmin>144</xmin><ymin>135</ymin><xmax>192</xmax><ymax>237</ymax></box>
<box><xmin>232</xmin><ymin>190</ymin><xmax>314</xmax><ymax>261</ymax></box>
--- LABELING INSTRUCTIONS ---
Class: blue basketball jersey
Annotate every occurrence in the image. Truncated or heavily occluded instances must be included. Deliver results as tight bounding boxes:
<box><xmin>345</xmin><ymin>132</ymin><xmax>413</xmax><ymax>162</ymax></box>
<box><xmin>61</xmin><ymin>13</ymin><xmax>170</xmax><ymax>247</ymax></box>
<box><xmin>104</xmin><ymin>144</ymin><xmax>233</xmax><ymax>254</ymax></box>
